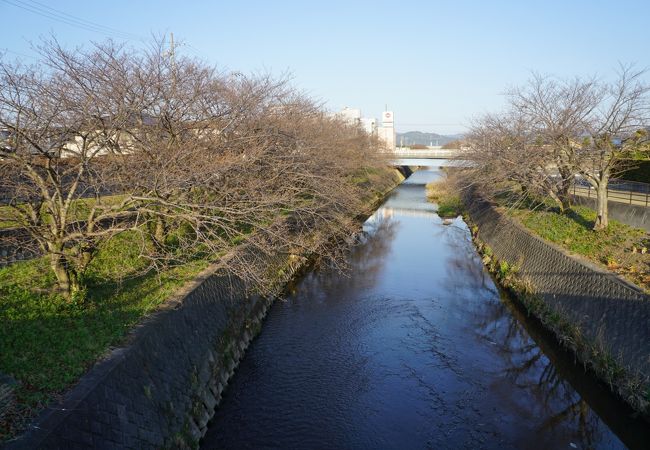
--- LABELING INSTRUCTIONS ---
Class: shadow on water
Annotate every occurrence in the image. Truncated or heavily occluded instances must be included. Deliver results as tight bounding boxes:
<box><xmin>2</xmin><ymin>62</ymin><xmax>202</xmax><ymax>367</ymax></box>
<box><xmin>201</xmin><ymin>166</ymin><xmax>648</xmax><ymax>450</ymax></box>
<box><xmin>474</xmin><ymin>288</ymin><xmax>650</xmax><ymax>450</ymax></box>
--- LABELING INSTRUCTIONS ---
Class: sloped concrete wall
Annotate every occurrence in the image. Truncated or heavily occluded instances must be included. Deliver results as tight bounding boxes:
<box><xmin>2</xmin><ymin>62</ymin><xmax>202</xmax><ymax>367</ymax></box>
<box><xmin>466</xmin><ymin>196</ymin><xmax>650</xmax><ymax>378</ymax></box>
<box><xmin>8</xmin><ymin>267</ymin><xmax>280</xmax><ymax>449</ymax></box>
<box><xmin>572</xmin><ymin>195</ymin><xmax>649</xmax><ymax>232</ymax></box>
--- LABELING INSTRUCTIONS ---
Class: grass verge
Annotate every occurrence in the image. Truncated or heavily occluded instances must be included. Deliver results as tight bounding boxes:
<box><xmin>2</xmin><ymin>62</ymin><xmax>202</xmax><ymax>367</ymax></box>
<box><xmin>426</xmin><ymin>179</ymin><xmax>463</xmax><ymax>218</ymax></box>
<box><xmin>0</xmin><ymin>194</ymin><xmax>128</xmax><ymax>230</ymax></box>
<box><xmin>0</xmin><ymin>231</ymin><xmax>209</xmax><ymax>440</ymax></box>
<box><xmin>0</xmin><ymin>166</ymin><xmax>403</xmax><ymax>442</ymax></box>
<box><xmin>498</xmin><ymin>200</ymin><xmax>649</xmax><ymax>292</ymax></box>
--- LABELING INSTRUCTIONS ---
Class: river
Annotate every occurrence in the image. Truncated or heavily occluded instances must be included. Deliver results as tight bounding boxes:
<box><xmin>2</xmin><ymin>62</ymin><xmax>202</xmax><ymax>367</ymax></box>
<box><xmin>202</xmin><ymin>165</ymin><xmax>647</xmax><ymax>449</ymax></box>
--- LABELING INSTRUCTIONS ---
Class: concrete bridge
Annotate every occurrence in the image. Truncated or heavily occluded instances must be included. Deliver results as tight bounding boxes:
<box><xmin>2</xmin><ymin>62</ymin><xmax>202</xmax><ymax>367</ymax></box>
<box><xmin>391</xmin><ymin>147</ymin><xmax>463</xmax><ymax>159</ymax></box>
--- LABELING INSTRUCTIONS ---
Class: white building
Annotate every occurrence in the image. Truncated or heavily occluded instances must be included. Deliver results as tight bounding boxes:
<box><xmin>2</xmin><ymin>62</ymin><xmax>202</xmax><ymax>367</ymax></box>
<box><xmin>377</xmin><ymin>111</ymin><xmax>395</xmax><ymax>151</ymax></box>
<box><xmin>360</xmin><ymin>117</ymin><xmax>377</xmax><ymax>135</ymax></box>
<box><xmin>335</xmin><ymin>107</ymin><xmax>396</xmax><ymax>151</ymax></box>
<box><xmin>337</xmin><ymin>107</ymin><xmax>362</xmax><ymax>124</ymax></box>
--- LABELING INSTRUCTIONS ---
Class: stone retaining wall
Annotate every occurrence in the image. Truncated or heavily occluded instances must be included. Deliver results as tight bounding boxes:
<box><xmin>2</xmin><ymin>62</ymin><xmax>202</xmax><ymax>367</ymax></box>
<box><xmin>0</xmin><ymin>375</ymin><xmax>16</xmax><ymax>425</ymax></box>
<box><xmin>0</xmin><ymin>217</ymin><xmax>135</xmax><ymax>267</ymax></box>
<box><xmin>465</xmin><ymin>195</ymin><xmax>650</xmax><ymax>379</ymax></box>
<box><xmin>0</xmin><ymin>228</ymin><xmax>37</xmax><ymax>267</ymax></box>
<box><xmin>6</xmin><ymin>262</ymin><xmax>292</xmax><ymax>449</ymax></box>
<box><xmin>1</xmin><ymin>170</ymin><xmax>401</xmax><ymax>448</ymax></box>
<box><xmin>572</xmin><ymin>195</ymin><xmax>650</xmax><ymax>232</ymax></box>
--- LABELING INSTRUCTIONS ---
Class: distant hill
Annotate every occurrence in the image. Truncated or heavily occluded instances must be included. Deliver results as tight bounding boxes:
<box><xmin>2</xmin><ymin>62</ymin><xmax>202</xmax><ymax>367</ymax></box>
<box><xmin>396</xmin><ymin>131</ymin><xmax>462</xmax><ymax>147</ymax></box>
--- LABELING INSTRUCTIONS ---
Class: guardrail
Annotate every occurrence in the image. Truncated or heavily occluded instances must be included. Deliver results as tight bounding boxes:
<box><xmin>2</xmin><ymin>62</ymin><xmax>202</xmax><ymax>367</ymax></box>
<box><xmin>392</xmin><ymin>148</ymin><xmax>462</xmax><ymax>159</ymax></box>
<box><xmin>573</xmin><ymin>178</ymin><xmax>650</xmax><ymax>207</ymax></box>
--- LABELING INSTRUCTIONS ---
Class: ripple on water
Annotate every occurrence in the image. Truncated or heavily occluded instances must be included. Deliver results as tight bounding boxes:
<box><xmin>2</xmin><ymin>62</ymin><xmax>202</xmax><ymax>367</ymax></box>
<box><xmin>202</xmin><ymin>168</ymin><xmax>641</xmax><ymax>450</ymax></box>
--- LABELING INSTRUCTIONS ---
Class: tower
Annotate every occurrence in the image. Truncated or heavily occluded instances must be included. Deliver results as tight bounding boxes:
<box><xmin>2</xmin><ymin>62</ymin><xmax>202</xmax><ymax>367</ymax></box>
<box><xmin>378</xmin><ymin>111</ymin><xmax>395</xmax><ymax>151</ymax></box>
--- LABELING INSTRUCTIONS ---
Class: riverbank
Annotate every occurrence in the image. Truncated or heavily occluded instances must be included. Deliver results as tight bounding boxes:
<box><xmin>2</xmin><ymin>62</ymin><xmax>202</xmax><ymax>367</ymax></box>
<box><xmin>1</xmin><ymin>167</ymin><xmax>404</xmax><ymax>448</ymax></box>
<box><xmin>463</xmin><ymin>191</ymin><xmax>650</xmax><ymax>419</ymax></box>
<box><xmin>424</xmin><ymin>173</ymin><xmax>650</xmax><ymax>419</ymax></box>
<box><xmin>494</xmin><ymin>196</ymin><xmax>649</xmax><ymax>292</ymax></box>
<box><xmin>425</xmin><ymin>178</ymin><xmax>462</xmax><ymax>218</ymax></box>
<box><xmin>201</xmin><ymin>164</ymin><xmax>639</xmax><ymax>449</ymax></box>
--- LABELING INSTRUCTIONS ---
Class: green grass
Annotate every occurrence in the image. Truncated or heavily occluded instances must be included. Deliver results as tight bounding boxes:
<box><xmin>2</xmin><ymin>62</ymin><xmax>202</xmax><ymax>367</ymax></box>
<box><xmin>509</xmin><ymin>205</ymin><xmax>643</xmax><ymax>257</ymax></box>
<box><xmin>426</xmin><ymin>180</ymin><xmax>462</xmax><ymax>218</ymax></box>
<box><xmin>0</xmin><ymin>194</ymin><xmax>128</xmax><ymax>229</ymax></box>
<box><xmin>0</xmin><ymin>231</ymin><xmax>209</xmax><ymax>439</ymax></box>
<box><xmin>504</xmin><ymin>203</ymin><xmax>649</xmax><ymax>291</ymax></box>
<box><xmin>436</xmin><ymin>196</ymin><xmax>463</xmax><ymax>218</ymax></box>
<box><xmin>0</xmin><ymin>166</ymin><xmax>403</xmax><ymax>440</ymax></box>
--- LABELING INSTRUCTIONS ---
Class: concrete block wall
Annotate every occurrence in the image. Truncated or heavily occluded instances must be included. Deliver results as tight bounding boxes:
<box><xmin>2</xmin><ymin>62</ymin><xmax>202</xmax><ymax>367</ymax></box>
<box><xmin>466</xmin><ymin>195</ymin><xmax>650</xmax><ymax>378</ymax></box>
<box><xmin>0</xmin><ymin>374</ymin><xmax>16</xmax><ymax>425</ymax></box>
<box><xmin>7</xmin><ymin>266</ymin><xmax>283</xmax><ymax>449</ymax></box>
<box><xmin>0</xmin><ymin>228</ymin><xmax>37</xmax><ymax>267</ymax></box>
<box><xmin>572</xmin><ymin>195</ymin><xmax>649</xmax><ymax>232</ymax></box>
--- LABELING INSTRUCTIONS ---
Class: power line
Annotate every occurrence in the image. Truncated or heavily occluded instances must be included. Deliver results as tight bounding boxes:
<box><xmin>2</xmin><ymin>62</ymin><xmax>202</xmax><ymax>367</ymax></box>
<box><xmin>1</xmin><ymin>1</ymin><xmax>214</xmax><ymax>70</ymax></box>
<box><xmin>25</xmin><ymin>0</ymin><xmax>141</xmax><ymax>38</ymax></box>
<box><xmin>1</xmin><ymin>0</ymin><xmax>144</xmax><ymax>41</ymax></box>
<box><xmin>24</xmin><ymin>0</ymin><xmax>142</xmax><ymax>39</ymax></box>
<box><xmin>3</xmin><ymin>0</ymin><xmax>213</xmax><ymax>64</ymax></box>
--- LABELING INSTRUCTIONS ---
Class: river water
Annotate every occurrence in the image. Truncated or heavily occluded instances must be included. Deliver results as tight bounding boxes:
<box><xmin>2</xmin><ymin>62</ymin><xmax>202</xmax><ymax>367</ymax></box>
<box><xmin>202</xmin><ymin>166</ymin><xmax>647</xmax><ymax>449</ymax></box>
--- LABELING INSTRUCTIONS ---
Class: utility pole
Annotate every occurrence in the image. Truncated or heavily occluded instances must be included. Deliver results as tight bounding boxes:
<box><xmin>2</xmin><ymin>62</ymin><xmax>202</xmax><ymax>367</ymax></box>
<box><xmin>170</xmin><ymin>32</ymin><xmax>176</xmax><ymax>71</ymax></box>
<box><xmin>169</xmin><ymin>32</ymin><xmax>177</xmax><ymax>88</ymax></box>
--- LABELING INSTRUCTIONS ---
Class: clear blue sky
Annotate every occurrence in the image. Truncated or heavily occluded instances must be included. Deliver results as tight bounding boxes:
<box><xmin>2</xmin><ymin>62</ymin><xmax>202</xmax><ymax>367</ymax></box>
<box><xmin>1</xmin><ymin>0</ymin><xmax>648</xmax><ymax>134</ymax></box>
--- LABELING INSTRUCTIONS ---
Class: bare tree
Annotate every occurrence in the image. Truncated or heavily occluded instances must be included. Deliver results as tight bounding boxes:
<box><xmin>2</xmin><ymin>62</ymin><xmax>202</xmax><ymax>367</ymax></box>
<box><xmin>506</xmin><ymin>74</ymin><xmax>602</xmax><ymax>212</ymax></box>
<box><xmin>576</xmin><ymin>65</ymin><xmax>650</xmax><ymax>230</ymax></box>
<box><xmin>0</xmin><ymin>38</ymin><xmax>386</xmax><ymax>297</ymax></box>
<box><xmin>465</xmin><ymin>111</ymin><xmax>567</xmax><ymax>209</ymax></box>
<box><xmin>465</xmin><ymin>67</ymin><xmax>650</xmax><ymax>230</ymax></box>
<box><xmin>0</xmin><ymin>40</ymin><xmax>143</xmax><ymax>296</ymax></box>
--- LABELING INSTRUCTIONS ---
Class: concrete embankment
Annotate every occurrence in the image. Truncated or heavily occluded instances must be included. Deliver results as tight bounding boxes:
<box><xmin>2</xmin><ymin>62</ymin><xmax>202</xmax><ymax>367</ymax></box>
<box><xmin>395</xmin><ymin>165</ymin><xmax>415</xmax><ymax>179</ymax></box>
<box><xmin>5</xmin><ymin>169</ymin><xmax>404</xmax><ymax>449</ymax></box>
<box><xmin>571</xmin><ymin>194</ymin><xmax>650</xmax><ymax>232</ymax></box>
<box><xmin>0</xmin><ymin>228</ymin><xmax>37</xmax><ymax>267</ymax></box>
<box><xmin>464</xmin><ymin>193</ymin><xmax>650</xmax><ymax>415</ymax></box>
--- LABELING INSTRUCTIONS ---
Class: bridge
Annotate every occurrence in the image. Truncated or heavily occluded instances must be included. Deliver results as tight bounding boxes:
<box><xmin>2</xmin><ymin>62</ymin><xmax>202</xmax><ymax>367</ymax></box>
<box><xmin>391</xmin><ymin>146</ymin><xmax>463</xmax><ymax>159</ymax></box>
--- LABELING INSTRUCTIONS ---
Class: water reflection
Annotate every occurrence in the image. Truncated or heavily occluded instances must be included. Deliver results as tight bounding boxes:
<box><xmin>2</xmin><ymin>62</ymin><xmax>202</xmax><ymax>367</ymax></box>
<box><xmin>472</xmin><ymin>294</ymin><xmax>610</xmax><ymax>448</ymax></box>
<box><xmin>476</xmin><ymin>289</ymin><xmax>649</xmax><ymax>449</ymax></box>
<box><xmin>202</xmin><ymin>167</ymin><xmax>643</xmax><ymax>450</ymax></box>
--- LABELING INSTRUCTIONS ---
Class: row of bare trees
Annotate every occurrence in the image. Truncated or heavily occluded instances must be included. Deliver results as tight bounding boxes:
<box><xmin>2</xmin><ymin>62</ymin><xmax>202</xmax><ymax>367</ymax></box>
<box><xmin>0</xmin><ymin>39</ymin><xmax>384</xmax><ymax>298</ymax></box>
<box><xmin>465</xmin><ymin>66</ymin><xmax>650</xmax><ymax>230</ymax></box>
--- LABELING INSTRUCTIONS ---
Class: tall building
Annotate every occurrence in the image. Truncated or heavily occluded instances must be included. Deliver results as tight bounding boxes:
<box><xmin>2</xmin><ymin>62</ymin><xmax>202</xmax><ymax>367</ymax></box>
<box><xmin>334</xmin><ymin>107</ymin><xmax>395</xmax><ymax>151</ymax></box>
<box><xmin>360</xmin><ymin>117</ymin><xmax>377</xmax><ymax>135</ymax></box>
<box><xmin>377</xmin><ymin>111</ymin><xmax>395</xmax><ymax>151</ymax></box>
<box><xmin>337</xmin><ymin>107</ymin><xmax>362</xmax><ymax>124</ymax></box>
<box><xmin>336</xmin><ymin>107</ymin><xmax>377</xmax><ymax>134</ymax></box>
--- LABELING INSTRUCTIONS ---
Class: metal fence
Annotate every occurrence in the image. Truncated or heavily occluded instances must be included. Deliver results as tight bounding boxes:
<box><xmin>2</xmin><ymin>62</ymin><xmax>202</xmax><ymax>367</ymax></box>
<box><xmin>573</xmin><ymin>177</ymin><xmax>650</xmax><ymax>207</ymax></box>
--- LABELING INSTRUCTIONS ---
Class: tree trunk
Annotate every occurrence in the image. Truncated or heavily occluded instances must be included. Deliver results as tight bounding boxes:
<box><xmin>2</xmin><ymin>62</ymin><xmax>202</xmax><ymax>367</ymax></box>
<box><xmin>593</xmin><ymin>183</ymin><xmax>609</xmax><ymax>230</ymax></box>
<box><xmin>548</xmin><ymin>190</ymin><xmax>566</xmax><ymax>213</ymax></box>
<box><xmin>557</xmin><ymin>176</ymin><xmax>573</xmax><ymax>213</ymax></box>
<box><xmin>49</xmin><ymin>250</ymin><xmax>71</xmax><ymax>297</ymax></box>
<box><xmin>69</xmin><ymin>272</ymin><xmax>83</xmax><ymax>298</ymax></box>
<box><xmin>48</xmin><ymin>242</ymin><xmax>82</xmax><ymax>299</ymax></box>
